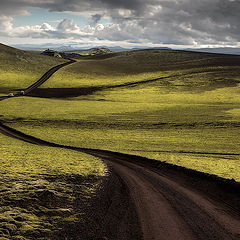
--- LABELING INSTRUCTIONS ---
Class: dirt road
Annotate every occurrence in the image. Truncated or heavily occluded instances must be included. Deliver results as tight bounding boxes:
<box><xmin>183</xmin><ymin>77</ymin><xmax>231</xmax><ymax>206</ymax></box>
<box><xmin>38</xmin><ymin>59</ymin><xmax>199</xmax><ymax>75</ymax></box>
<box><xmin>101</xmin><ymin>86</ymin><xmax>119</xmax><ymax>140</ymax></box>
<box><xmin>102</xmin><ymin>155</ymin><xmax>240</xmax><ymax>240</ymax></box>
<box><xmin>0</xmin><ymin>59</ymin><xmax>240</xmax><ymax>239</ymax></box>
<box><xmin>0</xmin><ymin>58</ymin><xmax>75</xmax><ymax>99</ymax></box>
<box><xmin>0</xmin><ymin>122</ymin><xmax>240</xmax><ymax>239</ymax></box>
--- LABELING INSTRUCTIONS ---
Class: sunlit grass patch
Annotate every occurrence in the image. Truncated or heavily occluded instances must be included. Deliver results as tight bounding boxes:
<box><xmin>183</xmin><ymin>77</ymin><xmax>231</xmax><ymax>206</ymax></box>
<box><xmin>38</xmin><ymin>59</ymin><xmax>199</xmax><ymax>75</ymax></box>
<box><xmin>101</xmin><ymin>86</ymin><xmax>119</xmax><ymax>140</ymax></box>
<box><xmin>0</xmin><ymin>134</ymin><xmax>106</xmax><ymax>177</ymax></box>
<box><xmin>2</xmin><ymin>91</ymin><xmax>240</xmax><ymax>182</ymax></box>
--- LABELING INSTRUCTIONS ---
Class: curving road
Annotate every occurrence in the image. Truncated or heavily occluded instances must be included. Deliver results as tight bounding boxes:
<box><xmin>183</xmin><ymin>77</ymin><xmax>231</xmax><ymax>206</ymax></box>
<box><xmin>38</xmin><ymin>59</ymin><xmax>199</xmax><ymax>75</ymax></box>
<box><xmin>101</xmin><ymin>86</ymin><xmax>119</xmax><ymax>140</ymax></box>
<box><xmin>0</xmin><ymin>58</ymin><xmax>75</xmax><ymax>100</ymax></box>
<box><xmin>0</xmin><ymin>58</ymin><xmax>240</xmax><ymax>240</ymax></box>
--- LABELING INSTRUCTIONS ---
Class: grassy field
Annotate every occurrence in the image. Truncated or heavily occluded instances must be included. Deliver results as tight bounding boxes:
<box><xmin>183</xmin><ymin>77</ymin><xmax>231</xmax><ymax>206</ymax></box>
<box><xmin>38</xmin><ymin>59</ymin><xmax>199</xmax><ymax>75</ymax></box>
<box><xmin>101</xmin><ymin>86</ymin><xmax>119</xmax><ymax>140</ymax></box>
<box><xmin>1</xmin><ymin>48</ymin><xmax>240</xmax><ymax>182</ymax></box>
<box><xmin>1</xmin><ymin>45</ymin><xmax>240</xmax><ymax>237</ymax></box>
<box><xmin>2</xmin><ymin>82</ymin><xmax>240</xmax><ymax>182</ymax></box>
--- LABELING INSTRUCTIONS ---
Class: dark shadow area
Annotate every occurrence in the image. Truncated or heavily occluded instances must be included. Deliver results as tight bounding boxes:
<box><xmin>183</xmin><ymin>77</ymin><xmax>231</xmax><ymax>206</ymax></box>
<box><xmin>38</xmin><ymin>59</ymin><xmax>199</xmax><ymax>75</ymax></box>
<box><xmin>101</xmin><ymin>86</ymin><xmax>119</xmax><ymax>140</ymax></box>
<box><xmin>25</xmin><ymin>69</ymin><xmax>240</xmax><ymax>99</ymax></box>
<box><xmin>0</xmin><ymin>169</ymin><xmax>142</xmax><ymax>240</ymax></box>
<box><xmin>27</xmin><ymin>87</ymin><xmax>102</xmax><ymax>98</ymax></box>
<box><xmin>25</xmin><ymin>75</ymin><xmax>171</xmax><ymax>98</ymax></box>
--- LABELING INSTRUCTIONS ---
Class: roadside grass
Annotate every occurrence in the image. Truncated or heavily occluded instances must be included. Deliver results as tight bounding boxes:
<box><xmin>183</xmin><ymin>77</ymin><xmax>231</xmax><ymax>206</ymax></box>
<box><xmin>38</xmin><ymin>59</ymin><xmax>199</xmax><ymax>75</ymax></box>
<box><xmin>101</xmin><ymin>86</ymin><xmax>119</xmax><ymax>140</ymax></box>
<box><xmin>0</xmin><ymin>133</ymin><xmax>107</xmax><ymax>239</ymax></box>
<box><xmin>0</xmin><ymin>134</ymin><xmax>106</xmax><ymax>177</ymax></box>
<box><xmin>0</xmin><ymin>43</ymin><xmax>66</xmax><ymax>94</ymax></box>
<box><xmin>1</xmin><ymin>76</ymin><xmax>240</xmax><ymax>181</ymax></box>
<box><xmin>5</xmin><ymin>119</ymin><xmax>240</xmax><ymax>182</ymax></box>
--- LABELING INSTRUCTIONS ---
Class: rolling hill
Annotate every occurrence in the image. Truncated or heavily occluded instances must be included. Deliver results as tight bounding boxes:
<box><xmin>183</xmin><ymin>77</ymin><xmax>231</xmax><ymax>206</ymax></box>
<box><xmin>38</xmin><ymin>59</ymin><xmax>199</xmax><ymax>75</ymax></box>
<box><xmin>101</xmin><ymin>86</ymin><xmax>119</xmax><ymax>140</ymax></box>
<box><xmin>0</xmin><ymin>43</ymin><xmax>67</xmax><ymax>95</ymax></box>
<box><xmin>1</xmin><ymin>44</ymin><xmax>240</xmax><ymax>180</ymax></box>
<box><xmin>0</xmin><ymin>43</ymin><xmax>240</xmax><ymax>239</ymax></box>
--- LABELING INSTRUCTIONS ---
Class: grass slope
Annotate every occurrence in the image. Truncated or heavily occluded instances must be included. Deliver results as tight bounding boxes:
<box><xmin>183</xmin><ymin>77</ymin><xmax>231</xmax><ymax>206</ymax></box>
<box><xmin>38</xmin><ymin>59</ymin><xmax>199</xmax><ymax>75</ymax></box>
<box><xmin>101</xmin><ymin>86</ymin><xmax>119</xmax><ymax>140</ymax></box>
<box><xmin>1</xmin><ymin>46</ymin><xmax>240</xmax><ymax>238</ymax></box>
<box><xmin>1</xmin><ymin>49</ymin><xmax>240</xmax><ymax>182</ymax></box>
<box><xmin>0</xmin><ymin>43</ymin><xmax>67</xmax><ymax>94</ymax></box>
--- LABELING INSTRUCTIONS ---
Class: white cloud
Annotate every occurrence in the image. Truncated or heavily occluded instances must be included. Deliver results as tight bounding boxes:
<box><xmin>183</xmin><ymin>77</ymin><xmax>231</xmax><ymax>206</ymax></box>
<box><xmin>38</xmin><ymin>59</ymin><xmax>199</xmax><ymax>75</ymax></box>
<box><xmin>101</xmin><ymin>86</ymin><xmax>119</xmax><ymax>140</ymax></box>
<box><xmin>57</xmin><ymin>19</ymin><xmax>80</xmax><ymax>32</ymax></box>
<box><xmin>40</xmin><ymin>23</ymin><xmax>54</xmax><ymax>31</ymax></box>
<box><xmin>0</xmin><ymin>0</ymin><xmax>239</xmax><ymax>47</ymax></box>
<box><xmin>0</xmin><ymin>15</ymin><xmax>14</xmax><ymax>33</ymax></box>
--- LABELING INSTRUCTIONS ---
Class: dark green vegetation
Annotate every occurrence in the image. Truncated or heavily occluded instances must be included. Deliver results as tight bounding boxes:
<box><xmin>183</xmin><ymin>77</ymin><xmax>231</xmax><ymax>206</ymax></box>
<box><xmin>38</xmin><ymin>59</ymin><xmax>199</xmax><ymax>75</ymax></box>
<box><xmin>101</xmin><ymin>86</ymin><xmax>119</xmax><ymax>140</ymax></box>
<box><xmin>41</xmin><ymin>49</ymin><xmax>62</xmax><ymax>58</ymax></box>
<box><xmin>0</xmin><ymin>44</ymin><xmax>240</xmax><ymax>238</ymax></box>
<box><xmin>40</xmin><ymin>47</ymin><xmax>114</xmax><ymax>60</ymax></box>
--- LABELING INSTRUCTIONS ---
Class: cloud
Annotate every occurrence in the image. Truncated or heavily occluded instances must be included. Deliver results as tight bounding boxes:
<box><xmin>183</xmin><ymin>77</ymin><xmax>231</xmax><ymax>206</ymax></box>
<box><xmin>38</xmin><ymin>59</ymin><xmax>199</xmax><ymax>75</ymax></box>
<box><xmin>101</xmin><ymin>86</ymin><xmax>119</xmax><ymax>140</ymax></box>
<box><xmin>0</xmin><ymin>15</ymin><xmax>13</xmax><ymax>33</ymax></box>
<box><xmin>57</xmin><ymin>18</ymin><xmax>80</xmax><ymax>31</ymax></box>
<box><xmin>90</xmin><ymin>14</ymin><xmax>103</xmax><ymax>26</ymax></box>
<box><xmin>0</xmin><ymin>0</ymin><xmax>239</xmax><ymax>46</ymax></box>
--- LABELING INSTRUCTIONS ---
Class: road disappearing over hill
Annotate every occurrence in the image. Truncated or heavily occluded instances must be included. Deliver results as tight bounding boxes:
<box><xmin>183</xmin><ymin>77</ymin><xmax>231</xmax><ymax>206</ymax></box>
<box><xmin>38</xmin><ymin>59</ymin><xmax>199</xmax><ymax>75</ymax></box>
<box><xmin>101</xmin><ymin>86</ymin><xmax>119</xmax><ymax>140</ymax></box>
<box><xmin>0</xmin><ymin>58</ymin><xmax>240</xmax><ymax>240</ymax></box>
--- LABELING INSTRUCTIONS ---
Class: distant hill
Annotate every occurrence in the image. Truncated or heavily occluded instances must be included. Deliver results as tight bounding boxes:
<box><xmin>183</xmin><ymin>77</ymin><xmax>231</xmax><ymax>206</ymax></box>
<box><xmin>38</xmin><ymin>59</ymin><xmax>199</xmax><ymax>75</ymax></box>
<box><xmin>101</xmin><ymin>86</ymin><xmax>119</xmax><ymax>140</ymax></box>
<box><xmin>65</xmin><ymin>47</ymin><xmax>114</xmax><ymax>55</ymax></box>
<box><xmin>131</xmin><ymin>47</ymin><xmax>171</xmax><ymax>51</ymax></box>
<box><xmin>186</xmin><ymin>48</ymin><xmax>240</xmax><ymax>55</ymax></box>
<box><xmin>11</xmin><ymin>43</ymin><xmax>172</xmax><ymax>53</ymax></box>
<box><xmin>59</xmin><ymin>47</ymin><xmax>114</xmax><ymax>59</ymax></box>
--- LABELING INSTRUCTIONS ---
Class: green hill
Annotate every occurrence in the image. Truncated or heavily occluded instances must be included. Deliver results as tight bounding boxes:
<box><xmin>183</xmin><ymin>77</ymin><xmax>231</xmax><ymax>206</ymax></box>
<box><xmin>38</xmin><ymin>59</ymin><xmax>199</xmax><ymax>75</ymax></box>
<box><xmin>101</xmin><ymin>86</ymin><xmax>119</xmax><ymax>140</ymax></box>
<box><xmin>1</xmin><ymin>45</ymin><xmax>240</xmax><ymax>238</ymax></box>
<box><xmin>0</xmin><ymin>43</ymin><xmax>66</xmax><ymax>94</ymax></box>
<box><xmin>43</xmin><ymin>48</ymin><xmax>240</xmax><ymax>91</ymax></box>
<box><xmin>1</xmin><ymin>46</ymin><xmax>240</xmax><ymax>181</ymax></box>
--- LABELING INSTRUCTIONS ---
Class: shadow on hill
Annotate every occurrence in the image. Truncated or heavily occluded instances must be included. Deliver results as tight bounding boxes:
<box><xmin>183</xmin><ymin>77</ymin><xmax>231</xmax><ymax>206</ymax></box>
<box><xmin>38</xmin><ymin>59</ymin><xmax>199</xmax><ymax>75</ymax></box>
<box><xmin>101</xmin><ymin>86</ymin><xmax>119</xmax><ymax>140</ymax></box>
<box><xmin>25</xmin><ymin>68</ymin><xmax>240</xmax><ymax>99</ymax></box>
<box><xmin>24</xmin><ymin>76</ymin><xmax>169</xmax><ymax>99</ymax></box>
<box><xmin>26</xmin><ymin>87</ymin><xmax>102</xmax><ymax>98</ymax></box>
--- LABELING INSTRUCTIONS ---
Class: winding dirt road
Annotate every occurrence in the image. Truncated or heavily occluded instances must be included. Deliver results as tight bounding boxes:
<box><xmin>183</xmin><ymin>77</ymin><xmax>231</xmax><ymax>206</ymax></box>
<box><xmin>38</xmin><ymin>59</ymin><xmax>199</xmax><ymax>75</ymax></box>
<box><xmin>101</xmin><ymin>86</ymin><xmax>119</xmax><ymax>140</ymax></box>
<box><xmin>0</xmin><ymin>58</ymin><xmax>240</xmax><ymax>239</ymax></box>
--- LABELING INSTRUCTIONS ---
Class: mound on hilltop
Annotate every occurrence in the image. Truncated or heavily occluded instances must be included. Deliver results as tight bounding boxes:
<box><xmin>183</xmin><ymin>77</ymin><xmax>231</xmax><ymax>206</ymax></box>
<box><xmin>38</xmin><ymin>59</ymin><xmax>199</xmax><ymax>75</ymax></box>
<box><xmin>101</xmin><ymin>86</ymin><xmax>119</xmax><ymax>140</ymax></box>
<box><xmin>41</xmin><ymin>49</ymin><xmax>62</xmax><ymax>58</ymax></box>
<box><xmin>61</xmin><ymin>47</ymin><xmax>114</xmax><ymax>58</ymax></box>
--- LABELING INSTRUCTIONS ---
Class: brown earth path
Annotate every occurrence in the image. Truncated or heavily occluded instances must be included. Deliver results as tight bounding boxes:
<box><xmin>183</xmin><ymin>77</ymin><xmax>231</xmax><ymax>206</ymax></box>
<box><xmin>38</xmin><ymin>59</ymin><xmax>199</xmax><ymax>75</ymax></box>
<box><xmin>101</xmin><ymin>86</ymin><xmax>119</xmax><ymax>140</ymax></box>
<box><xmin>1</xmin><ymin>122</ymin><xmax>240</xmax><ymax>240</ymax></box>
<box><xmin>101</xmin><ymin>154</ymin><xmax>240</xmax><ymax>240</ymax></box>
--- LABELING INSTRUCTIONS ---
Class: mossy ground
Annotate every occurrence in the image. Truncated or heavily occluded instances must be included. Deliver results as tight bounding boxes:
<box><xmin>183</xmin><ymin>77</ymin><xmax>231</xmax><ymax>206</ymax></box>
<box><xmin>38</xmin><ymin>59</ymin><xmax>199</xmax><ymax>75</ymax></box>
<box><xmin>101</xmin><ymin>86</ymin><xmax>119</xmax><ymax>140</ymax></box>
<box><xmin>0</xmin><ymin>134</ymin><xmax>107</xmax><ymax>239</ymax></box>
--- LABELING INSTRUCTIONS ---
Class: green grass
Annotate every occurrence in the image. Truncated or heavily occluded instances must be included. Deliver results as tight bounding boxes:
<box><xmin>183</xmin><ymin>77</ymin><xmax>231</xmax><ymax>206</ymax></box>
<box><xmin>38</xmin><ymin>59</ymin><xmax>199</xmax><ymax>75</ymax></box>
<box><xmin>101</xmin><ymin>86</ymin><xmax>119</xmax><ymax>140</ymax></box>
<box><xmin>1</xmin><ymin>81</ymin><xmax>240</xmax><ymax>181</ymax></box>
<box><xmin>1</xmin><ymin>47</ymin><xmax>240</xmax><ymax>181</ymax></box>
<box><xmin>0</xmin><ymin>43</ymin><xmax>67</xmax><ymax>94</ymax></box>
<box><xmin>1</xmin><ymin>46</ymin><xmax>240</xmax><ymax>238</ymax></box>
<box><xmin>0</xmin><ymin>134</ymin><xmax>106</xmax><ymax>177</ymax></box>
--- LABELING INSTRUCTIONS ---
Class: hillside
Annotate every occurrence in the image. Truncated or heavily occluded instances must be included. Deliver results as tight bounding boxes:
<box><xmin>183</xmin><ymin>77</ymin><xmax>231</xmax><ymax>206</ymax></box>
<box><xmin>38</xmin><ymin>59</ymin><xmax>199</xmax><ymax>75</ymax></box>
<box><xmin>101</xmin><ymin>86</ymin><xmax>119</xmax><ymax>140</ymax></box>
<box><xmin>1</xmin><ymin>46</ymin><xmax>239</xmax><ymax>181</ymax></box>
<box><xmin>40</xmin><ymin>48</ymin><xmax>240</xmax><ymax>91</ymax></box>
<box><xmin>70</xmin><ymin>47</ymin><xmax>114</xmax><ymax>55</ymax></box>
<box><xmin>1</xmin><ymin>45</ymin><xmax>240</xmax><ymax>239</ymax></box>
<box><xmin>0</xmin><ymin>43</ymin><xmax>67</xmax><ymax>94</ymax></box>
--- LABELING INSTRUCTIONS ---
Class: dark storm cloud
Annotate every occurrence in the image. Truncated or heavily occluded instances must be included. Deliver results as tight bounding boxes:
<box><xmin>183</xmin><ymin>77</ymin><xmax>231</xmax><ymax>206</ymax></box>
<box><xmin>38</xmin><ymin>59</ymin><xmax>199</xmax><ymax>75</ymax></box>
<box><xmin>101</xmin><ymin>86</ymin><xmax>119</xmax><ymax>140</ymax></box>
<box><xmin>90</xmin><ymin>14</ymin><xmax>103</xmax><ymax>26</ymax></box>
<box><xmin>0</xmin><ymin>0</ymin><xmax>239</xmax><ymax>46</ymax></box>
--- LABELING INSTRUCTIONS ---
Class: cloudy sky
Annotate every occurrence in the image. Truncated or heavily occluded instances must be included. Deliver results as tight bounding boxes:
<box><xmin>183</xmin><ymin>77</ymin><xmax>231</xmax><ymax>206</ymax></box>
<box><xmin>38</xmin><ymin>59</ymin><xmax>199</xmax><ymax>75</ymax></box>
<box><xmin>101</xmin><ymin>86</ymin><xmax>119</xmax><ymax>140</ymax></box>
<box><xmin>0</xmin><ymin>0</ymin><xmax>239</xmax><ymax>48</ymax></box>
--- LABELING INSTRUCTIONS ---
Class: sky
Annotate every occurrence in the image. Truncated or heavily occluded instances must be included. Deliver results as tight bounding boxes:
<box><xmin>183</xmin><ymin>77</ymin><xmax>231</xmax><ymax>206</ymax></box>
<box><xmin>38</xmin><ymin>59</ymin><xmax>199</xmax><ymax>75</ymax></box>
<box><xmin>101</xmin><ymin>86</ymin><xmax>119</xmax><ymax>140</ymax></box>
<box><xmin>0</xmin><ymin>0</ymin><xmax>239</xmax><ymax>48</ymax></box>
